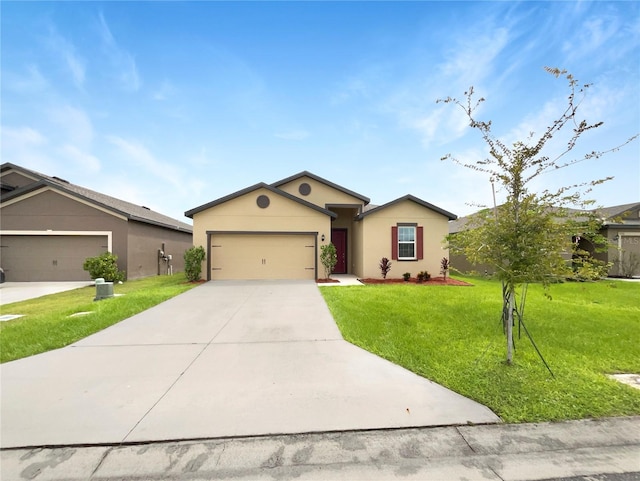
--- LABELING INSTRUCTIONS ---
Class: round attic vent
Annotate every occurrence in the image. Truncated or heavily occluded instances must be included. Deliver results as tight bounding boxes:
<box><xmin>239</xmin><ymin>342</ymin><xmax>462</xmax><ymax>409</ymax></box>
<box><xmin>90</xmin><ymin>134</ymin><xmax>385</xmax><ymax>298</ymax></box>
<box><xmin>299</xmin><ymin>182</ymin><xmax>311</xmax><ymax>196</ymax></box>
<box><xmin>256</xmin><ymin>194</ymin><xmax>270</xmax><ymax>208</ymax></box>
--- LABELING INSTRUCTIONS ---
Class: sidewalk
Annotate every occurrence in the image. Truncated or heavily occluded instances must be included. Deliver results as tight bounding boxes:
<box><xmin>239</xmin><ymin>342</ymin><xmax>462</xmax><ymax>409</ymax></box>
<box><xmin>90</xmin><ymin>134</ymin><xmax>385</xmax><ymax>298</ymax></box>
<box><xmin>2</xmin><ymin>416</ymin><xmax>638</xmax><ymax>480</ymax></box>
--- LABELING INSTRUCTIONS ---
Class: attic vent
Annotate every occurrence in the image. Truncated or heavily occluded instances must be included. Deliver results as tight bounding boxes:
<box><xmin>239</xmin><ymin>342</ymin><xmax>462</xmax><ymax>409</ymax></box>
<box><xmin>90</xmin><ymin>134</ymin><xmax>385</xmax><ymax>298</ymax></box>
<box><xmin>299</xmin><ymin>182</ymin><xmax>311</xmax><ymax>196</ymax></box>
<box><xmin>142</xmin><ymin>206</ymin><xmax>151</xmax><ymax>210</ymax></box>
<box><xmin>52</xmin><ymin>176</ymin><xmax>70</xmax><ymax>184</ymax></box>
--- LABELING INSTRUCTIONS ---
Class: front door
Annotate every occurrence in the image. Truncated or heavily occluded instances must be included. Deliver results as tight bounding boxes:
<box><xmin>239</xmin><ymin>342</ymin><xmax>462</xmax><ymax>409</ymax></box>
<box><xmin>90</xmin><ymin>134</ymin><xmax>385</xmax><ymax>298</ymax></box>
<box><xmin>331</xmin><ymin>228</ymin><xmax>347</xmax><ymax>274</ymax></box>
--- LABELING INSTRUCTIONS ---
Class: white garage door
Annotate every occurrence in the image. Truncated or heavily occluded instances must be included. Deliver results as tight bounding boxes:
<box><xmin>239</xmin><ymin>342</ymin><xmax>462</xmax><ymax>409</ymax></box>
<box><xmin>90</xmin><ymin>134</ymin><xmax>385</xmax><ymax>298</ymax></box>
<box><xmin>210</xmin><ymin>233</ymin><xmax>316</xmax><ymax>280</ymax></box>
<box><xmin>0</xmin><ymin>235</ymin><xmax>108</xmax><ymax>282</ymax></box>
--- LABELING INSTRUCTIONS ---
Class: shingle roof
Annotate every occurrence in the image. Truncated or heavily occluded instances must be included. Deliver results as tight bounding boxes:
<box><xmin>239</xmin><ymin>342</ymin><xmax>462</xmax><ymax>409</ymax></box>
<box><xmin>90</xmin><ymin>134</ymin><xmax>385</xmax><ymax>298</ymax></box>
<box><xmin>449</xmin><ymin>202</ymin><xmax>640</xmax><ymax>233</ymax></box>
<box><xmin>184</xmin><ymin>182</ymin><xmax>337</xmax><ymax>219</ymax></box>
<box><xmin>0</xmin><ymin>163</ymin><xmax>192</xmax><ymax>233</ymax></box>
<box><xmin>271</xmin><ymin>171</ymin><xmax>371</xmax><ymax>205</ymax></box>
<box><xmin>357</xmin><ymin>194</ymin><xmax>457</xmax><ymax>220</ymax></box>
<box><xmin>594</xmin><ymin>202</ymin><xmax>640</xmax><ymax>223</ymax></box>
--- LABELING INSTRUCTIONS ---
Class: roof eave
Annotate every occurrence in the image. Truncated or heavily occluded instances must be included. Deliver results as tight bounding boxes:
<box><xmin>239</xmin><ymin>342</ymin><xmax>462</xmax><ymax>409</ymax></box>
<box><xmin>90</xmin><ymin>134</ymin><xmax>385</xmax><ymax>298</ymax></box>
<box><xmin>271</xmin><ymin>171</ymin><xmax>371</xmax><ymax>205</ymax></box>
<box><xmin>357</xmin><ymin>194</ymin><xmax>457</xmax><ymax>221</ymax></box>
<box><xmin>185</xmin><ymin>182</ymin><xmax>337</xmax><ymax>219</ymax></box>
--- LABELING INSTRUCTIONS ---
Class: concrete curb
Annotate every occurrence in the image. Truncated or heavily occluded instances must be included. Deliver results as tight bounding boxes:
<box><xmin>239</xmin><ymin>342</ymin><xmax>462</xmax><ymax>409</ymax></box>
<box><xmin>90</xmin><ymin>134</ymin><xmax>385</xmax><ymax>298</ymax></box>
<box><xmin>2</xmin><ymin>416</ymin><xmax>638</xmax><ymax>481</ymax></box>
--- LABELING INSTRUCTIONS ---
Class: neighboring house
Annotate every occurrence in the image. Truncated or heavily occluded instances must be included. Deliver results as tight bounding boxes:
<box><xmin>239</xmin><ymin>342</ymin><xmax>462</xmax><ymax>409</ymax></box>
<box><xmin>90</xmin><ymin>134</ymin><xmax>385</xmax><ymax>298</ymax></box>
<box><xmin>449</xmin><ymin>202</ymin><xmax>640</xmax><ymax>278</ymax></box>
<box><xmin>0</xmin><ymin>163</ymin><xmax>193</xmax><ymax>282</ymax></box>
<box><xmin>591</xmin><ymin>203</ymin><xmax>640</xmax><ymax>277</ymax></box>
<box><xmin>185</xmin><ymin>171</ymin><xmax>456</xmax><ymax>281</ymax></box>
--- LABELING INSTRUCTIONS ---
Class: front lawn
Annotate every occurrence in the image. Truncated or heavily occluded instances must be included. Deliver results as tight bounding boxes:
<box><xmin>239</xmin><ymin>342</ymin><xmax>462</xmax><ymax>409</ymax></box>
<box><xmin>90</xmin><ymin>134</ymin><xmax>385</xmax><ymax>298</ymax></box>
<box><xmin>0</xmin><ymin>274</ymin><xmax>199</xmax><ymax>363</ymax></box>
<box><xmin>320</xmin><ymin>277</ymin><xmax>640</xmax><ymax>423</ymax></box>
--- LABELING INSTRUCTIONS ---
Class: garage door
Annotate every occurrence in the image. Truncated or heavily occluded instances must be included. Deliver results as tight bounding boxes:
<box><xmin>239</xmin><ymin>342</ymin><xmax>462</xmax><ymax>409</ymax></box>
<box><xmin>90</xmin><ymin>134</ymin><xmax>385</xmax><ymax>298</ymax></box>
<box><xmin>0</xmin><ymin>235</ymin><xmax>108</xmax><ymax>281</ymax></box>
<box><xmin>210</xmin><ymin>233</ymin><xmax>316</xmax><ymax>280</ymax></box>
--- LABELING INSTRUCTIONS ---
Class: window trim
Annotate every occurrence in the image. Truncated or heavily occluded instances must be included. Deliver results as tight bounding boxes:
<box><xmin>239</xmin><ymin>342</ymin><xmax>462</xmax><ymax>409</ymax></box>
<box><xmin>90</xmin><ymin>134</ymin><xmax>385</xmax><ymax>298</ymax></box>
<box><xmin>397</xmin><ymin>223</ymin><xmax>417</xmax><ymax>261</ymax></box>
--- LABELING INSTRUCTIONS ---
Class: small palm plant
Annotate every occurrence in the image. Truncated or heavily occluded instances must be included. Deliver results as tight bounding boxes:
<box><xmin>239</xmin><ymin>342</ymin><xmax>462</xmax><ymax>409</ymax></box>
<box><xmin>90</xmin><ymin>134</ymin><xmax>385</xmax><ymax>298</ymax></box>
<box><xmin>379</xmin><ymin>257</ymin><xmax>392</xmax><ymax>279</ymax></box>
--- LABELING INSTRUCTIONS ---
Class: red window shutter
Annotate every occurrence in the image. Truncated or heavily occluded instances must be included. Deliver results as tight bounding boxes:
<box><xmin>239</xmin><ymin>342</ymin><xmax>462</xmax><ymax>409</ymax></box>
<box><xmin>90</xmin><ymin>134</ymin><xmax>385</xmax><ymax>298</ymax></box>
<box><xmin>391</xmin><ymin>226</ymin><xmax>398</xmax><ymax>260</ymax></box>
<box><xmin>417</xmin><ymin>226</ymin><xmax>424</xmax><ymax>260</ymax></box>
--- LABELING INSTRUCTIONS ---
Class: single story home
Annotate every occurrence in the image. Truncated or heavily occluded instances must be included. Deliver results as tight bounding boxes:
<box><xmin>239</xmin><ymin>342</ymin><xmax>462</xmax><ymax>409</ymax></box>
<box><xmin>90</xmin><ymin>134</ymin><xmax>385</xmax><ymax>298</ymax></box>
<box><xmin>449</xmin><ymin>202</ymin><xmax>640</xmax><ymax>278</ymax></box>
<box><xmin>0</xmin><ymin>163</ymin><xmax>193</xmax><ymax>282</ymax></box>
<box><xmin>185</xmin><ymin>171</ymin><xmax>457</xmax><ymax>281</ymax></box>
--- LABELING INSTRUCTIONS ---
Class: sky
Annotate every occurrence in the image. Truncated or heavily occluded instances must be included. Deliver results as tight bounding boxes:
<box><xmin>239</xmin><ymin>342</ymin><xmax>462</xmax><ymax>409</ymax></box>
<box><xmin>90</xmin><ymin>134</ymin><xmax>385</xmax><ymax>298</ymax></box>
<box><xmin>2</xmin><ymin>1</ymin><xmax>639</xmax><ymax>223</ymax></box>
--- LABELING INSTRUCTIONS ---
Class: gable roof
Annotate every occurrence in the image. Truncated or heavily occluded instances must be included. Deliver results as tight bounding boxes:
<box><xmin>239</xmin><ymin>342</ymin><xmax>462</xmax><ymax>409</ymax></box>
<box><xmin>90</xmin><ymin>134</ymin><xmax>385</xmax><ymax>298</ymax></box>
<box><xmin>271</xmin><ymin>171</ymin><xmax>371</xmax><ymax>205</ymax></box>
<box><xmin>595</xmin><ymin>202</ymin><xmax>640</xmax><ymax>223</ymax></box>
<box><xmin>449</xmin><ymin>202</ymin><xmax>640</xmax><ymax>234</ymax></box>
<box><xmin>0</xmin><ymin>163</ymin><xmax>193</xmax><ymax>233</ymax></box>
<box><xmin>357</xmin><ymin>194</ymin><xmax>457</xmax><ymax>220</ymax></box>
<box><xmin>184</xmin><ymin>182</ymin><xmax>338</xmax><ymax>219</ymax></box>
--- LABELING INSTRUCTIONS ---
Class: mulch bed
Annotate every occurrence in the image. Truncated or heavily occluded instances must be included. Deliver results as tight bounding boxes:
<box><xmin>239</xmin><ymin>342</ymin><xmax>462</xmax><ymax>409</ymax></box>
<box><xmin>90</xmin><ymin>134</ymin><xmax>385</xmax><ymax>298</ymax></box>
<box><xmin>359</xmin><ymin>276</ymin><xmax>472</xmax><ymax>286</ymax></box>
<box><xmin>316</xmin><ymin>278</ymin><xmax>341</xmax><ymax>284</ymax></box>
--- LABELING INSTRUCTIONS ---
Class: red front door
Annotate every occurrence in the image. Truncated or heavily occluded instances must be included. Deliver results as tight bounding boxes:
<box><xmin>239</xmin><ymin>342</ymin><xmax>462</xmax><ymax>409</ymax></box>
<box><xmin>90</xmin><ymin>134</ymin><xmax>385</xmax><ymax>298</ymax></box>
<box><xmin>331</xmin><ymin>229</ymin><xmax>347</xmax><ymax>274</ymax></box>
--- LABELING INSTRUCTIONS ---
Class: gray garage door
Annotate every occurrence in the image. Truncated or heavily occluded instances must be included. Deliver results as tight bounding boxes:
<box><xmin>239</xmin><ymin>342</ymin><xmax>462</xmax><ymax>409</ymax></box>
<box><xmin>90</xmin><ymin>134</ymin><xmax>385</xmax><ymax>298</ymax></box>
<box><xmin>0</xmin><ymin>235</ymin><xmax>108</xmax><ymax>281</ymax></box>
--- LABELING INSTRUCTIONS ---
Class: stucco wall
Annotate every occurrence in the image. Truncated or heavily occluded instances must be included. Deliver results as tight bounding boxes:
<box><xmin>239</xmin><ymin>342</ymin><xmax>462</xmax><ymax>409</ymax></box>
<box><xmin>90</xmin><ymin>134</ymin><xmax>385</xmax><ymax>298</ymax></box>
<box><xmin>191</xmin><ymin>186</ymin><xmax>332</xmax><ymax>279</ymax></box>
<box><xmin>127</xmin><ymin>221</ymin><xmax>192</xmax><ymax>279</ymax></box>
<box><xmin>359</xmin><ymin>201</ymin><xmax>450</xmax><ymax>279</ymax></box>
<box><xmin>1</xmin><ymin>189</ymin><xmax>129</xmax><ymax>274</ymax></box>
<box><xmin>276</xmin><ymin>177</ymin><xmax>365</xmax><ymax>208</ymax></box>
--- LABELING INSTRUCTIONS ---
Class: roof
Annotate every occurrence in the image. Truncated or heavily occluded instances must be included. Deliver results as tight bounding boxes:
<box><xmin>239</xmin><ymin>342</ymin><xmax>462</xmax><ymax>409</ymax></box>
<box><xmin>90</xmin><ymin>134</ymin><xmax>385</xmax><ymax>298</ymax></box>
<box><xmin>271</xmin><ymin>171</ymin><xmax>371</xmax><ymax>205</ymax></box>
<box><xmin>594</xmin><ymin>202</ymin><xmax>640</xmax><ymax>223</ymax></box>
<box><xmin>449</xmin><ymin>202</ymin><xmax>640</xmax><ymax>233</ymax></box>
<box><xmin>0</xmin><ymin>163</ymin><xmax>193</xmax><ymax>233</ymax></box>
<box><xmin>356</xmin><ymin>194</ymin><xmax>457</xmax><ymax>220</ymax></box>
<box><xmin>184</xmin><ymin>182</ymin><xmax>338</xmax><ymax>219</ymax></box>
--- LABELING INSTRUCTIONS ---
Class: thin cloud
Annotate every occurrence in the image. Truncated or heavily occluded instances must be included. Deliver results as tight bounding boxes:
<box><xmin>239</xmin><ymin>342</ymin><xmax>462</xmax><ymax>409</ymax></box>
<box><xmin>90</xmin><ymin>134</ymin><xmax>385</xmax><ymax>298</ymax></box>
<box><xmin>3</xmin><ymin>65</ymin><xmax>49</xmax><ymax>94</ymax></box>
<box><xmin>59</xmin><ymin>144</ymin><xmax>101</xmax><ymax>172</ymax></box>
<box><xmin>106</xmin><ymin>135</ymin><xmax>183</xmax><ymax>191</ymax></box>
<box><xmin>97</xmin><ymin>12</ymin><xmax>141</xmax><ymax>91</ymax></box>
<box><xmin>47</xmin><ymin>105</ymin><xmax>94</xmax><ymax>147</ymax></box>
<box><xmin>45</xmin><ymin>26</ymin><xmax>86</xmax><ymax>89</ymax></box>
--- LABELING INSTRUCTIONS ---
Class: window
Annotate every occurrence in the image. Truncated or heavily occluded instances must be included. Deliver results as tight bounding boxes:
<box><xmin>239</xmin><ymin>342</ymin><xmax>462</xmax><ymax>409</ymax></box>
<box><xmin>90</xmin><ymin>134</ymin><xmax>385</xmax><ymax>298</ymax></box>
<box><xmin>398</xmin><ymin>226</ymin><xmax>416</xmax><ymax>260</ymax></box>
<box><xmin>391</xmin><ymin>225</ymin><xmax>423</xmax><ymax>261</ymax></box>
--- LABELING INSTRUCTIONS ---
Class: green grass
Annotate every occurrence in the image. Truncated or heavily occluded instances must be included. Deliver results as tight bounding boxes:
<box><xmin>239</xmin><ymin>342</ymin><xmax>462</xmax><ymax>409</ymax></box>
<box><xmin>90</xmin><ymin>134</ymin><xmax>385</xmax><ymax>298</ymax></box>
<box><xmin>321</xmin><ymin>276</ymin><xmax>640</xmax><ymax>423</ymax></box>
<box><xmin>0</xmin><ymin>274</ymin><xmax>199</xmax><ymax>363</ymax></box>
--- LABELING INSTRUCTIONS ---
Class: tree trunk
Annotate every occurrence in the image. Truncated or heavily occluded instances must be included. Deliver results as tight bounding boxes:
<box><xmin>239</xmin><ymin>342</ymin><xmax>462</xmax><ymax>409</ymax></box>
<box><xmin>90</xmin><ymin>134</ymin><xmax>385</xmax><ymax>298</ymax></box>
<box><xmin>505</xmin><ymin>286</ymin><xmax>514</xmax><ymax>364</ymax></box>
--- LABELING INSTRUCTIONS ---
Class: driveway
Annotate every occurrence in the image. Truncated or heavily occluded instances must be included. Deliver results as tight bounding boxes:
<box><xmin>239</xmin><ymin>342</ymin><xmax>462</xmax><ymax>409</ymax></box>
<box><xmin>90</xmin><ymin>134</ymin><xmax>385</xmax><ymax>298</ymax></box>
<box><xmin>0</xmin><ymin>281</ymin><xmax>93</xmax><ymax>305</ymax></box>
<box><xmin>0</xmin><ymin>280</ymin><xmax>500</xmax><ymax>448</ymax></box>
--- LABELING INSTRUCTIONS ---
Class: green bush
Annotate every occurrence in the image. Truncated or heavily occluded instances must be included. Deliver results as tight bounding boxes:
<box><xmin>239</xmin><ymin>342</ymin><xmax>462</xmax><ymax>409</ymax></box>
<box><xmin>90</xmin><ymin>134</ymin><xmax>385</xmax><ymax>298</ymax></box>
<box><xmin>83</xmin><ymin>252</ymin><xmax>126</xmax><ymax>282</ymax></box>
<box><xmin>320</xmin><ymin>243</ymin><xmax>337</xmax><ymax>279</ymax></box>
<box><xmin>184</xmin><ymin>245</ymin><xmax>206</xmax><ymax>282</ymax></box>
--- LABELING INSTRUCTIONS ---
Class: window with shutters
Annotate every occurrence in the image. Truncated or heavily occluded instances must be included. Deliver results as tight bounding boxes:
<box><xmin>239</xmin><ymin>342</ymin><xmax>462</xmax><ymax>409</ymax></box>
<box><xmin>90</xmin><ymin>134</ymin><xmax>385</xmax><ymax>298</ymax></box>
<box><xmin>392</xmin><ymin>224</ymin><xmax>424</xmax><ymax>261</ymax></box>
<box><xmin>398</xmin><ymin>226</ymin><xmax>416</xmax><ymax>260</ymax></box>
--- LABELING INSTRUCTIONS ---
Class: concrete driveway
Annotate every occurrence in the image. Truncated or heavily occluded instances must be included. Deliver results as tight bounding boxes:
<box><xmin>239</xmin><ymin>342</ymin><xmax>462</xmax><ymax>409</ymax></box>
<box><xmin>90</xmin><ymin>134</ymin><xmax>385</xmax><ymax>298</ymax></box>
<box><xmin>0</xmin><ymin>280</ymin><xmax>500</xmax><ymax>448</ymax></box>
<box><xmin>0</xmin><ymin>281</ymin><xmax>93</xmax><ymax>305</ymax></box>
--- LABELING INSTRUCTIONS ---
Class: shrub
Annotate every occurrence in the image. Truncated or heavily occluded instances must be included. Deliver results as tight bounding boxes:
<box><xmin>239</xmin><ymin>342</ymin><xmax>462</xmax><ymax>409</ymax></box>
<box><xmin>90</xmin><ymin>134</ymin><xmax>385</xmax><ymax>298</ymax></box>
<box><xmin>440</xmin><ymin>257</ymin><xmax>450</xmax><ymax>280</ymax></box>
<box><xmin>184</xmin><ymin>246</ymin><xmax>206</xmax><ymax>282</ymax></box>
<box><xmin>379</xmin><ymin>257</ymin><xmax>392</xmax><ymax>279</ymax></box>
<box><xmin>403</xmin><ymin>272</ymin><xmax>411</xmax><ymax>281</ymax></box>
<box><xmin>320</xmin><ymin>243</ymin><xmax>338</xmax><ymax>278</ymax></box>
<box><xmin>416</xmin><ymin>271</ymin><xmax>431</xmax><ymax>283</ymax></box>
<box><xmin>83</xmin><ymin>252</ymin><xmax>126</xmax><ymax>282</ymax></box>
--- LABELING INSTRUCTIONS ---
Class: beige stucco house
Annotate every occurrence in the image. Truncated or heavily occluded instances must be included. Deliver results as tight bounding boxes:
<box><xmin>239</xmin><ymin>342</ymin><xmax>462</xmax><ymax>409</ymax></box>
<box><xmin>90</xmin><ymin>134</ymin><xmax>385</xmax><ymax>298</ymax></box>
<box><xmin>185</xmin><ymin>171</ymin><xmax>456</xmax><ymax>280</ymax></box>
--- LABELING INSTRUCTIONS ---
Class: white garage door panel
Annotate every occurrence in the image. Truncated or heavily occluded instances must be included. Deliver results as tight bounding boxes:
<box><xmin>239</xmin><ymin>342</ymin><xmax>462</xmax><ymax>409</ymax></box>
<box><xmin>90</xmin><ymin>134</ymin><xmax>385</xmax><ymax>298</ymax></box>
<box><xmin>211</xmin><ymin>234</ymin><xmax>316</xmax><ymax>280</ymax></box>
<box><xmin>0</xmin><ymin>235</ymin><xmax>107</xmax><ymax>281</ymax></box>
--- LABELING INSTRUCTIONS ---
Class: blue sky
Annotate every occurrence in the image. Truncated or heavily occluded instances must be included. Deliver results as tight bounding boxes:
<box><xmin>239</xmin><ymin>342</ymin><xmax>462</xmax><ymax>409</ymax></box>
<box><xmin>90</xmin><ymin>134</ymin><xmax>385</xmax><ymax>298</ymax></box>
<box><xmin>2</xmin><ymin>1</ymin><xmax>639</xmax><ymax>222</ymax></box>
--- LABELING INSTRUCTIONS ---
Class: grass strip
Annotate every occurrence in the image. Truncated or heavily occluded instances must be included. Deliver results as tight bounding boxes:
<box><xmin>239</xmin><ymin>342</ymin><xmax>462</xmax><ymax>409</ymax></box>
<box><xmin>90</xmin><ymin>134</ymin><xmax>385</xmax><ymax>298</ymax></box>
<box><xmin>320</xmin><ymin>276</ymin><xmax>640</xmax><ymax>423</ymax></box>
<box><xmin>0</xmin><ymin>274</ymin><xmax>199</xmax><ymax>363</ymax></box>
